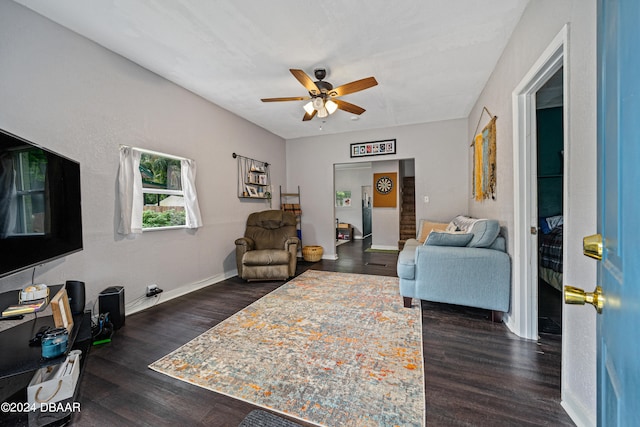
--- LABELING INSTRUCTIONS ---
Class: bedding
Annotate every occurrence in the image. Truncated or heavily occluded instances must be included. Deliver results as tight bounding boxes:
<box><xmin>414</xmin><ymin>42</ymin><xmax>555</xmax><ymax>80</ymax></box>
<box><xmin>539</xmin><ymin>223</ymin><xmax>563</xmax><ymax>291</ymax></box>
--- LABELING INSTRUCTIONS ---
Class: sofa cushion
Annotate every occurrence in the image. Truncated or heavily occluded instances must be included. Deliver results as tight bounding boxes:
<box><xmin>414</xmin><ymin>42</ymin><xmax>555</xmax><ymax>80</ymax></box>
<box><xmin>243</xmin><ymin>249</ymin><xmax>290</xmax><ymax>266</ymax></box>
<box><xmin>489</xmin><ymin>235</ymin><xmax>506</xmax><ymax>252</ymax></box>
<box><xmin>424</xmin><ymin>230</ymin><xmax>473</xmax><ymax>247</ymax></box>
<box><xmin>417</xmin><ymin>220</ymin><xmax>449</xmax><ymax>242</ymax></box>
<box><xmin>451</xmin><ymin>215</ymin><xmax>500</xmax><ymax>248</ymax></box>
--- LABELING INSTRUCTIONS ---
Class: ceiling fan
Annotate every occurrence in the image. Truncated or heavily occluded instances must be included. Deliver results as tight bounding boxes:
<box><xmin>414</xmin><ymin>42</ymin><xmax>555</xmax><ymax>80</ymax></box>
<box><xmin>261</xmin><ymin>68</ymin><xmax>378</xmax><ymax>121</ymax></box>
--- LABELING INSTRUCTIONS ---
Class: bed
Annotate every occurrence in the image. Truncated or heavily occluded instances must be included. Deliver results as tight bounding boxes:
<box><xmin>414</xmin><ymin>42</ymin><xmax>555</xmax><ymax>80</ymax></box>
<box><xmin>539</xmin><ymin>216</ymin><xmax>563</xmax><ymax>292</ymax></box>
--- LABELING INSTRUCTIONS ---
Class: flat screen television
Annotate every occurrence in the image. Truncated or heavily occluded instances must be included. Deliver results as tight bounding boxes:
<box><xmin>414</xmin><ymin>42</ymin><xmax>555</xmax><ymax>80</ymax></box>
<box><xmin>0</xmin><ymin>128</ymin><xmax>82</xmax><ymax>279</ymax></box>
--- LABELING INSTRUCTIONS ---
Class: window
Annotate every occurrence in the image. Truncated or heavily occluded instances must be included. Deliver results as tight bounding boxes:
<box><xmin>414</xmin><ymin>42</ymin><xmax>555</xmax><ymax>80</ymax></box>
<box><xmin>117</xmin><ymin>146</ymin><xmax>202</xmax><ymax>235</ymax></box>
<box><xmin>139</xmin><ymin>153</ymin><xmax>186</xmax><ymax>229</ymax></box>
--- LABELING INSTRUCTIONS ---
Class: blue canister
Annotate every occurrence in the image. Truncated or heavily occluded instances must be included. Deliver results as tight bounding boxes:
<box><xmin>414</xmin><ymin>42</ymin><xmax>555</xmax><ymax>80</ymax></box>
<box><xmin>41</xmin><ymin>327</ymin><xmax>69</xmax><ymax>359</ymax></box>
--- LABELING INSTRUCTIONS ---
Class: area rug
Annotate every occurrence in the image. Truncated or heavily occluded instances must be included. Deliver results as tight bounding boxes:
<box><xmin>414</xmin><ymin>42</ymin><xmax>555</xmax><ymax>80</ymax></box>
<box><xmin>149</xmin><ymin>270</ymin><xmax>425</xmax><ymax>427</ymax></box>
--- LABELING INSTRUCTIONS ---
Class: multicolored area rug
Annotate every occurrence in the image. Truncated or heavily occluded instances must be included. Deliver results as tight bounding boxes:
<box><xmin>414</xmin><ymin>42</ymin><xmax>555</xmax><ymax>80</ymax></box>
<box><xmin>149</xmin><ymin>270</ymin><xmax>425</xmax><ymax>427</ymax></box>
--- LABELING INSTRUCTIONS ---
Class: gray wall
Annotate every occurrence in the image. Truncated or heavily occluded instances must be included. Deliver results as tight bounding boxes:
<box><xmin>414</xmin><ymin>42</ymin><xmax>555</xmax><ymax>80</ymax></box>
<box><xmin>370</xmin><ymin>159</ymin><xmax>400</xmax><ymax>250</ymax></box>
<box><xmin>467</xmin><ymin>1</ymin><xmax>597</xmax><ymax>424</ymax></box>
<box><xmin>0</xmin><ymin>1</ymin><xmax>596</xmax><ymax>424</ymax></box>
<box><xmin>286</xmin><ymin>119</ymin><xmax>469</xmax><ymax>259</ymax></box>
<box><xmin>0</xmin><ymin>2</ymin><xmax>286</xmax><ymax>313</ymax></box>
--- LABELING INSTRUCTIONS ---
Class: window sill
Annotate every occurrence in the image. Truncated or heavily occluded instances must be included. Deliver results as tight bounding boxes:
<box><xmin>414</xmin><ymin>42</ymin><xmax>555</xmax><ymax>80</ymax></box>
<box><xmin>142</xmin><ymin>225</ymin><xmax>187</xmax><ymax>232</ymax></box>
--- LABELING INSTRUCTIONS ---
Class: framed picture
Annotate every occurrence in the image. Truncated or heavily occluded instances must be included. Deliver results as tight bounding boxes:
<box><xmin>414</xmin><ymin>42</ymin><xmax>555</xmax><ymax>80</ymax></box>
<box><xmin>336</xmin><ymin>190</ymin><xmax>352</xmax><ymax>207</ymax></box>
<box><xmin>350</xmin><ymin>139</ymin><xmax>396</xmax><ymax>158</ymax></box>
<box><xmin>51</xmin><ymin>288</ymin><xmax>74</xmax><ymax>333</ymax></box>
<box><xmin>373</xmin><ymin>172</ymin><xmax>397</xmax><ymax>207</ymax></box>
<box><xmin>246</xmin><ymin>185</ymin><xmax>259</xmax><ymax>197</ymax></box>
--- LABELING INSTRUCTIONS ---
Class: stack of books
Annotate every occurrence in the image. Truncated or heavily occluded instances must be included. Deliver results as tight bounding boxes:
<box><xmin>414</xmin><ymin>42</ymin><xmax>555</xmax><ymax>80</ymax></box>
<box><xmin>2</xmin><ymin>299</ymin><xmax>46</xmax><ymax>318</ymax></box>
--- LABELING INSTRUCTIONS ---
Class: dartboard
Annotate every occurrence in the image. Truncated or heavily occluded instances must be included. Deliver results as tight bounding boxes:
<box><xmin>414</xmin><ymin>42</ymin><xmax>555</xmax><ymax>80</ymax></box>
<box><xmin>376</xmin><ymin>176</ymin><xmax>393</xmax><ymax>194</ymax></box>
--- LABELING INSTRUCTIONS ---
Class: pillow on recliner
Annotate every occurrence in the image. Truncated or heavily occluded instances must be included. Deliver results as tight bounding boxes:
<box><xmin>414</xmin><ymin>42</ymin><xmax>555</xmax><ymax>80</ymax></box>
<box><xmin>424</xmin><ymin>230</ymin><xmax>473</xmax><ymax>247</ymax></box>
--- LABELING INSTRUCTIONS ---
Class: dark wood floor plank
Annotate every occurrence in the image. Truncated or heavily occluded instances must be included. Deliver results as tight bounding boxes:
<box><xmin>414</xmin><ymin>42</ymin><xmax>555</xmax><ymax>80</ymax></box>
<box><xmin>68</xmin><ymin>237</ymin><xmax>573</xmax><ymax>426</ymax></box>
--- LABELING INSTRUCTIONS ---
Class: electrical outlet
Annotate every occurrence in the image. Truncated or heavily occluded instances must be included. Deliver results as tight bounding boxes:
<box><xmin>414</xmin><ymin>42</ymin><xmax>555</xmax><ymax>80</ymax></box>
<box><xmin>146</xmin><ymin>284</ymin><xmax>163</xmax><ymax>297</ymax></box>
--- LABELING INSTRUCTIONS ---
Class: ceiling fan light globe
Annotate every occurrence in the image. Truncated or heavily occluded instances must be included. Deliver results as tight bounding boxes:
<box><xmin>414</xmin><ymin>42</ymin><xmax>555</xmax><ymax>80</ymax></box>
<box><xmin>317</xmin><ymin>107</ymin><xmax>328</xmax><ymax>118</ymax></box>
<box><xmin>312</xmin><ymin>97</ymin><xmax>324</xmax><ymax>110</ymax></box>
<box><xmin>325</xmin><ymin>99</ymin><xmax>338</xmax><ymax>114</ymax></box>
<box><xmin>303</xmin><ymin>101</ymin><xmax>314</xmax><ymax>115</ymax></box>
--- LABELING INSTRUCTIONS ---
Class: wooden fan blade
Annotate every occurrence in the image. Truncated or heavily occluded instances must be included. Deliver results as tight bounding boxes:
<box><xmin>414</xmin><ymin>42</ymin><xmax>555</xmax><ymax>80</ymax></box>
<box><xmin>290</xmin><ymin>69</ymin><xmax>321</xmax><ymax>95</ymax></box>
<box><xmin>333</xmin><ymin>99</ymin><xmax>366</xmax><ymax>115</ymax></box>
<box><xmin>329</xmin><ymin>76</ymin><xmax>378</xmax><ymax>97</ymax></box>
<box><xmin>261</xmin><ymin>96</ymin><xmax>310</xmax><ymax>102</ymax></box>
<box><xmin>303</xmin><ymin>109</ymin><xmax>317</xmax><ymax>121</ymax></box>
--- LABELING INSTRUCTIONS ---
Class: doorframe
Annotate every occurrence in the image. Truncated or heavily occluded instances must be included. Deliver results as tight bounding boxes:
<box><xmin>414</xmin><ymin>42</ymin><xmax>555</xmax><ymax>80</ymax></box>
<box><xmin>508</xmin><ymin>25</ymin><xmax>569</xmax><ymax>340</ymax></box>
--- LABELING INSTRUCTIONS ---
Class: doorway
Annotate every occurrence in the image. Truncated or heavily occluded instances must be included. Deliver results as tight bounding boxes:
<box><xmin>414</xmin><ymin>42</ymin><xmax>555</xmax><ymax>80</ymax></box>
<box><xmin>333</xmin><ymin>159</ymin><xmax>414</xmax><ymax>252</ymax></box>
<box><xmin>334</xmin><ymin>162</ymin><xmax>372</xmax><ymax>247</ymax></box>
<box><xmin>510</xmin><ymin>26</ymin><xmax>567</xmax><ymax>341</ymax></box>
<box><xmin>536</xmin><ymin>68</ymin><xmax>564</xmax><ymax>336</ymax></box>
<box><xmin>361</xmin><ymin>185</ymin><xmax>372</xmax><ymax>238</ymax></box>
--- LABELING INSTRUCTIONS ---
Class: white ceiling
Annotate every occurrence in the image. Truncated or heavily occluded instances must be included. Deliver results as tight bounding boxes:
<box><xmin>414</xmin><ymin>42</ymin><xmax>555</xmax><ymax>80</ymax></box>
<box><xmin>15</xmin><ymin>0</ymin><xmax>529</xmax><ymax>139</ymax></box>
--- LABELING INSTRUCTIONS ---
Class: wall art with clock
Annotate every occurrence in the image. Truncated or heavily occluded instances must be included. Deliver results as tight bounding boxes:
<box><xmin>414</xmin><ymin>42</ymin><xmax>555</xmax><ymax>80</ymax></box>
<box><xmin>373</xmin><ymin>172</ymin><xmax>397</xmax><ymax>207</ymax></box>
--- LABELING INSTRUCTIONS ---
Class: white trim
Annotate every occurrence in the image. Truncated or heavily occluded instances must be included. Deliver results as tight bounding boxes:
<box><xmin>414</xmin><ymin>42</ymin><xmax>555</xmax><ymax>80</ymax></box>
<box><xmin>124</xmin><ymin>269</ymin><xmax>239</xmax><ymax>316</ymax></box>
<box><xmin>143</xmin><ymin>188</ymin><xmax>183</xmax><ymax>196</ymax></box>
<box><xmin>122</xmin><ymin>144</ymin><xmax>190</xmax><ymax>162</ymax></box>
<box><xmin>370</xmin><ymin>244</ymin><xmax>399</xmax><ymax>251</ymax></box>
<box><xmin>561</xmin><ymin>388</ymin><xmax>596</xmax><ymax>427</ymax></box>
<box><xmin>142</xmin><ymin>225</ymin><xmax>186</xmax><ymax>232</ymax></box>
<box><xmin>509</xmin><ymin>25</ymin><xmax>568</xmax><ymax>340</ymax></box>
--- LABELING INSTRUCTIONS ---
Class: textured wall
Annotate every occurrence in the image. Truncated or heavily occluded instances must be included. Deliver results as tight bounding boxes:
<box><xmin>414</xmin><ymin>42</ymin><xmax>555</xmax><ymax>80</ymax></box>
<box><xmin>286</xmin><ymin>119</ymin><xmax>469</xmax><ymax>259</ymax></box>
<box><xmin>0</xmin><ymin>2</ymin><xmax>285</xmax><ymax>312</ymax></box>
<box><xmin>467</xmin><ymin>1</ymin><xmax>597</xmax><ymax>425</ymax></box>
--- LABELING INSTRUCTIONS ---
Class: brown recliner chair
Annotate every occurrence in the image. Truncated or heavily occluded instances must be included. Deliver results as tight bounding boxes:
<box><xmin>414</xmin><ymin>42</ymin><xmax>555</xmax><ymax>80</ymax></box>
<box><xmin>235</xmin><ymin>210</ymin><xmax>300</xmax><ymax>281</ymax></box>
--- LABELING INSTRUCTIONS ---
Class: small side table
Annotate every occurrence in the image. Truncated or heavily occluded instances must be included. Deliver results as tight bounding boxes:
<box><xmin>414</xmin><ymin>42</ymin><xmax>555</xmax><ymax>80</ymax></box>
<box><xmin>336</xmin><ymin>223</ymin><xmax>353</xmax><ymax>241</ymax></box>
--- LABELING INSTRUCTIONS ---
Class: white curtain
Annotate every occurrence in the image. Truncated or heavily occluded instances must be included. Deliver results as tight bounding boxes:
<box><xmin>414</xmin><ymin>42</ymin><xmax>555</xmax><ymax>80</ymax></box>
<box><xmin>181</xmin><ymin>158</ymin><xmax>203</xmax><ymax>229</ymax></box>
<box><xmin>117</xmin><ymin>146</ymin><xmax>143</xmax><ymax>235</ymax></box>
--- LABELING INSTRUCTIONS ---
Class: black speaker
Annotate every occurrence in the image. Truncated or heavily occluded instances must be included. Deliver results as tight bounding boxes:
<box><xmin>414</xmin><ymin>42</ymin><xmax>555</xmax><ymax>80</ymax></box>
<box><xmin>65</xmin><ymin>280</ymin><xmax>85</xmax><ymax>315</ymax></box>
<box><xmin>99</xmin><ymin>286</ymin><xmax>125</xmax><ymax>330</ymax></box>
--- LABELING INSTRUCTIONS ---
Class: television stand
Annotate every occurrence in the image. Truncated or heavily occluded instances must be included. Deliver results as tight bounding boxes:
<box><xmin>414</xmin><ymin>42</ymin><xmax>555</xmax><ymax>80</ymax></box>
<box><xmin>0</xmin><ymin>286</ymin><xmax>91</xmax><ymax>426</ymax></box>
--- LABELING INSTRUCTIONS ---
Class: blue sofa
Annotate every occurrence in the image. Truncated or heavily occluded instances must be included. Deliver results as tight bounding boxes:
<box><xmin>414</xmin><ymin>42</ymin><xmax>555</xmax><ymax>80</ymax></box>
<box><xmin>397</xmin><ymin>216</ymin><xmax>511</xmax><ymax>319</ymax></box>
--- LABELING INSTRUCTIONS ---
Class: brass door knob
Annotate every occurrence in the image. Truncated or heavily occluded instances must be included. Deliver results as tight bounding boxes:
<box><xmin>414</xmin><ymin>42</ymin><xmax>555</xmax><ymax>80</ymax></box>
<box><xmin>583</xmin><ymin>234</ymin><xmax>603</xmax><ymax>260</ymax></box>
<box><xmin>564</xmin><ymin>285</ymin><xmax>604</xmax><ymax>314</ymax></box>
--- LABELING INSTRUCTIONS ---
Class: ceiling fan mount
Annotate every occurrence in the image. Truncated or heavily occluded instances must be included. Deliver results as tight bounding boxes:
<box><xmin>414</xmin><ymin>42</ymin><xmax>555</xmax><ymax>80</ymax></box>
<box><xmin>309</xmin><ymin>69</ymin><xmax>333</xmax><ymax>97</ymax></box>
<box><xmin>313</xmin><ymin>68</ymin><xmax>327</xmax><ymax>81</ymax></box>
<box><xmin>261</xmin><ymin>68</ymin><xmax>378</xmax><ymax>121</ymax></box>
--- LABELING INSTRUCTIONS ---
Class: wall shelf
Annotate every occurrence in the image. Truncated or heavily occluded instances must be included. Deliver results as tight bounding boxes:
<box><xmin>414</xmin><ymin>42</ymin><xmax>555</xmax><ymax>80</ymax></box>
<box><xmin>233</xmin><ymin>153</ymin><xmax>271</xmax><ymax>206</ymax></box>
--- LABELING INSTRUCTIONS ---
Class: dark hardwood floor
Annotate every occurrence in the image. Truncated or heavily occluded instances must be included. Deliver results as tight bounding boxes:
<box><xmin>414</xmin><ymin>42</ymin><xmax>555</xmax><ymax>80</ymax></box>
<box><xmin>539</xmin><ymin>279</ymin><xmax>563</xmax><ymax>335</ymax></box>
<box><xmin>71</xmin><ymin>237</ymin><xmax>574</xmax><ymax>426</ymax></box>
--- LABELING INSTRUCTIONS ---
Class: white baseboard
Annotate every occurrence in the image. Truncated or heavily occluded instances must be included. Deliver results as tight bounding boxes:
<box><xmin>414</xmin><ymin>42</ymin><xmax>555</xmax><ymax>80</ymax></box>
<box><xmin>561</xmin><ymin>388</ymin><xmax>596</xmax><ymax>427</ymax></box>
<box><xmin>370</xmin><ymin>244</ymin><xmax>399</xmax><ymax>251</ymax></box>
<box><xmin>124</xmin><ymin>269</ymin><xmax>239</xmax><ymax>316</ymax></box>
